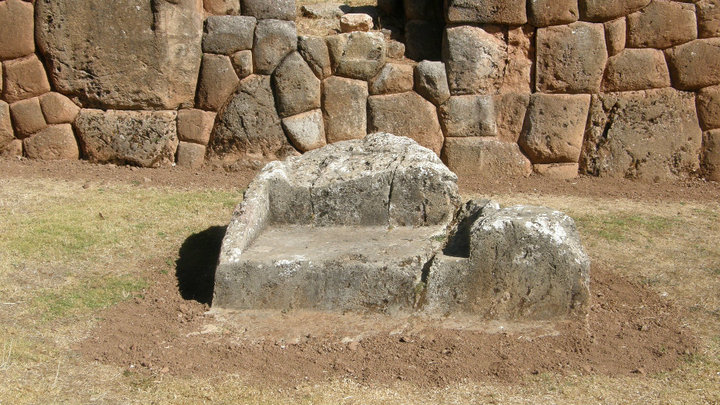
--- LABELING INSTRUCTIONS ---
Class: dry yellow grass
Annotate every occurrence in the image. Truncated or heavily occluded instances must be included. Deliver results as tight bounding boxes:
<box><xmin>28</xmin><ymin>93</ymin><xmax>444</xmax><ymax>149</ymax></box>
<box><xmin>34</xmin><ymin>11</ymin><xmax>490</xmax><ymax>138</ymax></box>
<box><xmin>1</xmin><ymin>174</ymin><xmax>718</xmax><ymax>404</ymax></box>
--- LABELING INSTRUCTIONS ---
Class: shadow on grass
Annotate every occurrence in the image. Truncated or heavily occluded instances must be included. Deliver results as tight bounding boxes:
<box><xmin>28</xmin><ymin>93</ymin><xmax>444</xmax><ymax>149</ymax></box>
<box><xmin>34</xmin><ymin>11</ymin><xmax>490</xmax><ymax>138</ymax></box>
<box><xmin>176</xmin><ymin>226</ymin><xmax>227</xmax><ymax>305</ymax></box>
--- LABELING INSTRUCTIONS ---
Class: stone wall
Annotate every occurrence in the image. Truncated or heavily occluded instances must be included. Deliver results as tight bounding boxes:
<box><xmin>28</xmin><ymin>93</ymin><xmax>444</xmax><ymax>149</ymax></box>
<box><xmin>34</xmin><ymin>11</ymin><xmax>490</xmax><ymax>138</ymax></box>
<box><xmin>0</xmin><ymin>0</ymin><xmax>719</xmax><ymax>181</ymax></box>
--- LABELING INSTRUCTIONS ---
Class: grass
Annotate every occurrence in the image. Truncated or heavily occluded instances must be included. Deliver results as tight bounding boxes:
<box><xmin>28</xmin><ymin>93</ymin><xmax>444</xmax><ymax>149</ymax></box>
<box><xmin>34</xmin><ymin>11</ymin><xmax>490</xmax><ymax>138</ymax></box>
<box><xmin>0</xmin><ymin>174</ymin><xmax>719</xmax><ymax>403</ymax></box>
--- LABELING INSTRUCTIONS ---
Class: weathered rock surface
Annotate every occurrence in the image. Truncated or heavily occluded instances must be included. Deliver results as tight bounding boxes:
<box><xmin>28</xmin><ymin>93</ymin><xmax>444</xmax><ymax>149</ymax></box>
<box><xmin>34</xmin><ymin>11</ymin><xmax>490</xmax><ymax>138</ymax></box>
<box><xmin>536</xmin><ymin>22</ymin><xmax>607</xmax><ymax>93</ymax></box>
<box><xmin>196</xmin><ymin>54</ymin><xmax>240</xmax><ymax>111</ymax></box>
<box><xmin>0</xmin><ymin>0</ymin><xmax>35</xmax><ymax>60</ymax></box>
<box><xmin>626</xmin><ymin>0</ymin><xmax>697</xmax><ymax>49</ymax></box>
<box><xmin>177</xmin><ymin>109</ymin><xmax>216</xmax><ymax>145</ymax></box>
<box><xmin>581</xmin><ymin>88</ymin><xmax>703</xmax><ymax>180</ymax></box>
<box><xmin>697</xmin><ymin>85</ymin><xmax>720</xmax><ymax>130</ymax></box>
<box><xmin>209</xmin><ymin>75</ymin><xmax>293</xmax><ymax>160</ymax></box>
<box><xmin>10</xmin><ymin>97</ymin><xmax>47</xmax><ymax>138</ymax></box>
<box><xmin>604</xmin><ymin>17</ymin><xmax>626</xmax><ymax>56</ymax></box>
<box><xmin>39</xmin><ymin>93</ymin><xmax>80</xmax><ymax>125</ymax></box>
<box><xmin>528</xmin><ymin>0</ymin><xmax>579</xmax><ymax>27</ymax></box>
<box><xmin>231</xmin><ymin>50</ymin><xmax>253</xmax><ymax>79</ymax></box>
<box><xmin>35</xmin><ymin>0</ymin><xmax>203</xmax><ymax>110</ymax></box>
<box><xmin>368</xmin><ymin>63</ymin><xmax>414</xmax><ymax>95</ymax></box>
<box><xmin>368</xmin><ymin>92</ymin><xmax>444</xmax><ymax>155</ymax></box>
<box><xmin>23</xmin><ymin>124</ymin><xmax>79</xmax><ymax>161</ymax></box>
<box><xmin>519</xmin><ymin>94</ymin><xmax>590</xmax><ymax>164</ymax></box>
<box><xmin>602</xmin><ymin>49</ymin><xmax>671</xmax><ymax>92</ymax></box>
<box><xmin>493</xmin><ymin>93</ymin><xmax>530</xmax><ymax>143</ymax></box>
<box><xmin>203</xmin><ymin>0</ymin><xmax>241</xmax><ymax>15</ymax></box>
<box><xmin>301</xmin><ymin>3</ymin><xmax>344</xmax><ymax>19</ymax></box>
<box><xmin>1</xmin><ymin>139</ymin><xmax>22</xmax><ymax>158</ymax></box>
<box><xmin>241</xmin><ymin>0</ymin><xmax>295</xmax><ymax>20</ymax></box>
<box><xmin>322</xmin><ymin>76</ymin><xmax>368</xmax><ymax>143</ymax></box>
<box><xmin>272</xmin><ymin>52</ymin><xmax>321</xmax><ymax>118</ymax></box>
<box><xmin>281</xmin><ymin>109</ymin><xmax>327</xmax><ymax>152</ymax></box>
<box><xmin>703</xmin><ymin>129</ymin><xmax>720</xmax><ymax>181</ymax></box>
<box><xmin>439</xmin><ymin>95</ymin><xmax>497</xmax><ymax>138</ymax></box>
<box><xmin>533</xmin><ymin>163</ymin><xmax>580</xmax><ymax>179</ymax></box>
<box><xmin>1</xmin><ymin>55</ymin><xmax>51</xmax><ymax>103</ymax></box>
<box><xmin>75</xmin><ymin>109</ymin><xmax>178</xmax><ymax>168</ymax></box>
<box><xmin>202</xmin><ymin>15</ymin><xmax>256</xmax><ymax>55</ymax></box>
<box><xmin>443</xmin><ymin>26</ymin><xmax>507</xmax><ymax>95</ymax></box>
<box><xmin>666</xmin><ymin>39</ymin><xmax>720</xmax><ymax>90</ymax></box>
<box><xmin>442</xmin><ymin>138</ymin><xmax>532</xmax><ymax>178</ymax></box>
<box><xmin>446</xmin><ymin>0</ymin><xmax>527</xmax><ymax>25</ymax></box>
<box><xmin>252</xmin><ymin>19</ymin><xmax>297</xmax><ymax>75</ymax></box>
<box><xmin>298</xmin><ymin>36</ymin><xmax>333</xmax><ymax>79</ymax></box>
<box><xmin>340</xmin><ymin>13</ymin><xmax>374</xmax><ymax>32</ymax></box>
<box><xmin>327</xmin><ymin>32</ymin><xmax>387</xmax><ymax>81</ymax></box>
<box><xmin>213</xmin><ymin>133</ymin><xmax>461</xmax><ymax>312</ymax></box>
<box><xmin>414</xmin><ymin>61</ymin><xmax>450</xmax><ymax>106</ymax></box>
<box><xmin>579</xmin><ymin>0</ymin><xmax>651</xmax><ymax>21</ymax></box>
<box><xmin>0</xmin><ymin>101</ymin><xmax>13</xmax><ymax>150</ymax></box>
<box><xmin>176</xmin><ymin>141</ymin><xmax>206</xmax><ymax>169</ymax></box>
<box><xmin>697</xmin><ymin>0</ymin><xmax>720</xmax><ymax>38</ymax></box>
<box><xmin>428</xmin><ymin>205</ymin><xmax>590</xmax><ymax>319</ymax></box>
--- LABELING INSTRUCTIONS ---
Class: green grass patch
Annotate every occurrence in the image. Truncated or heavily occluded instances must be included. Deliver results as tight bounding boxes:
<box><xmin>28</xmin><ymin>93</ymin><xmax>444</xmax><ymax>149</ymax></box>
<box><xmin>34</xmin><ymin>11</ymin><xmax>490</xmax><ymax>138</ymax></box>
<box><xmin>575</xmin><ymin>213</ymin><xmax>678</xmax><ymax>242</ymax></box>
<box><xmin>33</xmin><ymin>276</ymin><xmax>148</xmax><ymax>321</ymax></box>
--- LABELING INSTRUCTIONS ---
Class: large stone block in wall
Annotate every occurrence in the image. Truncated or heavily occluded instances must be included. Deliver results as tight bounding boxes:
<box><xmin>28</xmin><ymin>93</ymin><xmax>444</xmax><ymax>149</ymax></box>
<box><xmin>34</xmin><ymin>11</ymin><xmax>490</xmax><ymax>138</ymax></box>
<box><xmin>528</xmin><ymin>0</ymin><xmax>579</xmax><ymax>27</ymax></box>
<box><xmin>368</xmin><ymin>92</ymin><xmax>444</xmax><ymax>155</ymax></box>
<box><xmin>196</xmin><ymin>54</ymin><xmax>240</xmax><ymax>111</ymax></box>
<box><xmin>23</xmin><ymin>124</ymin><xmax>79</xmax><ymax>161</ymax></box>
<box><xmin>0</xmin><ymin>101</ymin><xmax>13</xmax><ymax>151</ymax></box>
<box><xmin>536</xmin><ymin>22</ymin><xmax>607</xmax><ymax>94</ymax></box>
<box><xmin>298</xmin><ymin>36</ymin><xmax>332</xmax><ymax>80</ymax></box>
<box><xmin>704</xmin><ymin>130</ymin><xmax>720</xmax><ymax>181</ymax></box>
<box><xmin>272</xmin><ymin>52</ymin><xmax>321</xmax><ymax>118</ymax></box>
<box><xmin>579</xmin><ymin>0</ymin><xmax>651</xmax><ymax>22</ymax></box>
<box><xmin>697</xmin><ymin>85</ymin><xmax>720</xmax><ymax>130</ymax></box>
<box><xmin>626</xmin><ymin>0</ymin><xmax>697</xmax><ymax>49</ymax></box>
<box><xmin>666</xmin><ymin>39</ymin><xmax>720</xmax><ymax>90</ymax></box>
<box><xmin>442</xmin><ymin>138</ymin><xmax>532</xmax><ymax>178</ymax></box>
<box><xmin>1</xmin><ymin>55</ymin><xmax>51</xmax><ymax>103</ymax></box>
<box><xmin>519</xmin><ymin>94</ymin><xmax>590</xmax><ymax>164</ymax></box>
<box><xmin>322</xmin><ymin>76</ymin><xmax>368</xmax><ymax>143</ymax></box>
<box><xmin>202</xmin><ymin>15</ymin><xmax>256</xmax><ymax>55</ymax></box>
<box><xmin>581</xmin><ymin>88</ymin><xmax>702</xmax><ymax>180</ymax></box>
<box><xmin>252</xmin><ymin>19</ymin><xmax>297</xmax><ymax>75</ymax></box>
<box><xmin>446</xmin><ymin>0</ymin><xmax>527</xmax><ymax>25</ymax></box>
<box><xmin>602</xmin><ymin>49</ymin><xmax>671</xmax><ymax>92</ymax></box>
<box><xmin>414</xmin><ymin>61</ymin><xmax>450</xmax><ymax>106</ymax></box>
<box><xmin>0</xmin><ymin>0</ymin><xmax>35</xmax><ymax>60</ymax></box>
<box><xmin>697</xmin><ymin>0</ymin><xmax>720</xmax><ymax>38</ymax></box>
<box><xmin>439</xmin><ymin>95</ymin><xmax>496</xmax><ymax>138</ymax></box>
<box><xmin>36</xmin><ymin>0</ymin><xmax>202</xmax><ymax>110</ymax></box>
<box><xmin>443</xmin><ymin>26</ymin><xmax>507</xmax><ymax>95</ymax></box>
<box><xmin>327</xmin><ymin>32</ymin><xmax>387</xmax><ymax>81</ymax></box>
<box><xmin>75</xmin><ymin>109</ymin><xmax>179</xmax><ymax>167</ymax></box>
<box><xmin>208</xmin><ymin>75</ymin><xmax>293</xmax><ymax>160</ymax></box>
<box><xmin>241</xmin><ymin>0</ymin><xmax>295</xmax><ymax>20</ymax></box>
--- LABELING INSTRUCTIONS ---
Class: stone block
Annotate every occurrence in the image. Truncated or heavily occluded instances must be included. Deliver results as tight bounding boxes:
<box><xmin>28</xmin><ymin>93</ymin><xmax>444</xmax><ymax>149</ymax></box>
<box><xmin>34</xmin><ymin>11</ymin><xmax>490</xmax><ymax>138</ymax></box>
<box><xmin>369</xmin><ymin>63</ymin><xmax>414</xmax><ymax>95</ymax></box>
<box><xmin>502</xmin><ymin>26</ymin><xmax>533</xmax><ymax>94</ymax></box>
<box><xmin>39</xmin><ymin>93</ymin><xmax>80</xmax><ymax>125</ymax></box>
<box><xmin>2</xmin><ymin>55</ymin><xmax>51</xmax><ymax>103</ymax></box>
<box><xmin>581</xmin><ymin>88</ymin><xmax>702</xmax><ymax>180</ymax></box>
<box><xmin>703</xmin><ymin>129</ymin><xmax>720</xmax><ymax>181</ymax></box>
<box><xmin>697</xmin><ymin>0</ymin><xmax>720</xmax><ymax>38</ymax></box>
<box><xmin>536</xmin><ymin>22</ymin><xmax>607</xmax><ymax>94</ymax></box>
<box><xmin>322</xmin><ymin>76</ymin><xmax>368</xmax><ymax>143</ymax></box>
<box><xmin>241</xmin><ymin>0</ymin><xmax>295</xmax><ymax>20</ymax></box>
<box><xmin>519</xmin><ymin>94</ymin><xmax>591</xmax><ymax>164</ymax></box>
<box><xmin>604</xmin><ymin>17</ymin><xmax>626</xmax><ymax>56</ymax></box>
<box><xmin>176</xmin><ymin>141</ymin><xmax>206</xmax><ymax>169</ymax></box>
<box><xmin>602</xmin><ymin>49</ymin><xmax>671</xmax><ymax>92</ymax></box>
<box><xmin>301</xmin><ymin>3</ymin><xmax>344</xmax><ymax>19</ymax></box>
<box><xmin>298</xmin><ymin>36</ymin><xmax>332</xmax><ymax>80</ymax></box>
<box><xmin>0</xmin><ymin>100</ymin><xmax>13</xmax><ymax>150</ymax></box>
<box><xmin>340</xmin><ymin>13</ymin><xmax>374</xmax><ymax>32</ymax></box>
<box><xmin>36</xmin><ymin>0</ymin><xmax>202</xmax><ymax>110</ymax></box>
<box><xmin>528</xmin><ymin>0</ymin><xmax>579</xmax><ymax>27</ymax></box>
<box><xmin>177</xmin><ymin>109</ymin><xmax>216</xmax><ymax>145</ymax></box>
<box><xmin>23</xmin><ymin>124</ymin><xmax>79</xmax><ymax>161</ymax></box>
<box><xmin>203</xmin><ymin>0</ymin><xmax>241</xmax><ymax>15</ymax></box>
<box><xmin>446</xmin><ymin>0</ymin><xmax>527</xmax><ymax>25</ymax></box>
<box><xmin>208</xmin><ymin>75</ymin><xmax>292</xmax><ymax>160</ymax></box>
<box><xmin>533</xmin><ymin>163</ymin><xmax>580</xmax><ymax>179</ymax></box>
<box><xmin>579</xmin><ymin>0</ymin><xmax>650</xmax><ymax>21</ymax></box>
<box><xmin>493</xmin><ymin>93</ymin><xmax>530</xmax><ymax>143</ymax></box>
<box><xmin>230</xmin><ymin>50</ymin><xmax>253</xmax><ymax>79</ymax></box>
<box><xmin>272</xmin><ymin>52</ymin><xmax>321</xmax><ymax>118</ymax></box>
<box><xmin>404</xmin><ymin>20</ymin><xmax>443</xmax><ymax>61</ymax></box>
<box><xmin>0</xmin><ymin>0</ymin><xmax>34</xmax><ymax>60</ymax></box>
<box><xmin>202</xmin><ymin>16</ymin><xmax>256</xmax><ymax>55</ymax></box>
<box><xmin>442</xmin><ymin>137</ymin><xmax>532</xmax><ymax>178</ymax></box>
<box><xmin>253</xmin><ymin>19</ymin><xmax>297</xmax><ymax>75</ymax></box>
<box><xmin>627</xmin><ymin>0</ymin><xmax>697</xmax><ymax>49</ymax></box>
<box><xmin>697</xmin><ymin>86</ymin><xmax>720</xmax><ymax>131</ymax></box>
<box><xmin>666</xmin><ymin>39</ymin><xmax>720</xmax><ymax>90</ymax></box>
<box><xmin>196</xmin><ymin>54</ymin><xmax>240</xmax><ymax>111</ymax></box>
<box><xmin>386</xmin><ymin>40</ymin><xmax>406</xmax><ymax>60</ymax></box>
<box><xmin>443</xmin><ymin>26</ymin><xmax>507</xmax><ymax>95</ymax></box>
<box><xmin>10</xmin><ymin>97</ymin><xmax>47</xmax><ymax>138</ymax></box>
<box><xmin>327</xmin><ymin>32</ymin><xmax>387</xmax><ymax>81</ymax></box>
<box><xmin>368</xmin><ymin>92</ymin><xmax>444</xmax><ymax>155</ymax></box>
<box><xmin>1</xmin><ymin>139</ymin><xmax>22</xmax><ymax>158</ymax></box>
<box><xmin>75</xmin><ymin>109</ymin><xmax>179</xmax><ymax>168</ymax></box>
<box><xmin>438</xmin><ymin>95</ymin><xmax>496</xmax><ymax>138</ymax></box>
<box><xmin>414</xmin><ymin>61</ymin><xmax>450</xmax><ymax>106</ymax></box>
<box><xmin>281</xmin><ymin>109</ymin><xmax>327</xmax><ymax>152</ymax></box>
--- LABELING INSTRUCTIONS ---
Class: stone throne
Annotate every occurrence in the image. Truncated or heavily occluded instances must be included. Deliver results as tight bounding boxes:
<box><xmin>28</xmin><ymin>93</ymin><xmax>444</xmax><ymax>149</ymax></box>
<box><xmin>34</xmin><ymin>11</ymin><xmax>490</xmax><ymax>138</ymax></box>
<box><xmin>213</xmin><ymin>133</ymin><xmax>590</xmax><ymax>319</ymax></box>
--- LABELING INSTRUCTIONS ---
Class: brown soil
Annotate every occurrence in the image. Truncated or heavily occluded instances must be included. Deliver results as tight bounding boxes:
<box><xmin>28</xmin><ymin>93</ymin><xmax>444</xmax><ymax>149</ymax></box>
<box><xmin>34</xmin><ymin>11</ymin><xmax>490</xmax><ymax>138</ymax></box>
<box><xmin>2</xmin><ymin>157</ymin><xmax>719</xmax><ymax>202</ymax></box>
<box><xmin>80</xmin><ymin>264</ymin><xmax>695</xmax><ymax>387</ymax></box>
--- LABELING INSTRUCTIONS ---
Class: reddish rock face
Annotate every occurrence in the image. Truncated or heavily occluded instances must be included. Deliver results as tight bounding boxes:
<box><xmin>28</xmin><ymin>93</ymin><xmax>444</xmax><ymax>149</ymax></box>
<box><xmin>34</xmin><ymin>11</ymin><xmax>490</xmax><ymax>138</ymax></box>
<box><xmin>626</xmin><ymin>0</ymin><xmax>697</xmax><ymax>49</ymax></box>
<box><xmin>0</xmin><ymin>0</ymin><xmax>35</xmax><ymax>60</ymax></box>
<box><xmin>528</xmin><ymin>0</ymin><xmax>579</xmax><ymax>27</ymax></box>
<box><xmin>446</xmin><ymin>0</ymin><xmax>527</xmax><ymax>25</ymax></box>
<box><xmin>23</xmin><ymin>124</ymin><xmax>79</xmax><ymax>161</ymax></box>
<box><xmin>196</xmin><ymin>54</ymin><xmax>240</xmax><ymax>112</ymax></box>
<box><xmin>579</xmin><ymin>0</ymin><xmax>651</xmax><ymax>22</ymax></box>
<box><xmin>2</xmin><ymin>55</ymin><xmax>51</xmax><ymax>103</ymax></box>
<box><xmin>442</xmin><ymin>138</ymin><xmax>532</xmax><ymax>178</ymax></box>
<box><xmin>666</xmin><ymin>38</ymin><xmax>720</xmax><ymax>90</ymax></box>
<box><xmin>10</xmin><ymin>97</ymin><xmax>47</xmax><ymax>138</ymax></box>
<box><xmin>322</xmin><ymin>76</ymin><xmax>368</xmax><ymax>144</ymax></box>
<box><xmin>602</xmin><ymin>49</ymin><xmax>671</xmax><ymax>92</ymax></box>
